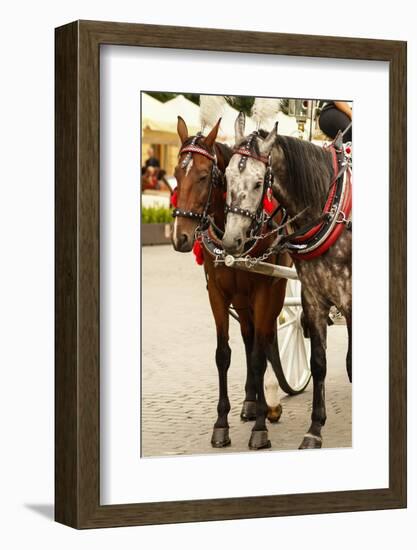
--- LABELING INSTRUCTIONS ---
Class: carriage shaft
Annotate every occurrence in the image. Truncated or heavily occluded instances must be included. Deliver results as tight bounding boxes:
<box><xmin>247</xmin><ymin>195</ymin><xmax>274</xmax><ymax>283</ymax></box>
<box><xmin>224</xmin><ymin>255</ymin><xmax>298</xmax><ymax>280</ymax></box>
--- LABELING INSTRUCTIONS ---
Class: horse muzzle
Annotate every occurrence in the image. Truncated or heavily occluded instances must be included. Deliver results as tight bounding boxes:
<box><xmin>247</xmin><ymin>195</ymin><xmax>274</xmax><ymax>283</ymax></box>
<box><xmin>222</xmin><ymin>233</ymin><xmax>244</xmax><ymax>256</ymax></box>
<box><xmin>172</xmin><ymin>231</ymin><xmax>194</xmax><ymax>252</ymax></box>
<box><xmin>171</xmin><ymin>215</ymin><xmax>198</xmax><ymax>252</ymax></box>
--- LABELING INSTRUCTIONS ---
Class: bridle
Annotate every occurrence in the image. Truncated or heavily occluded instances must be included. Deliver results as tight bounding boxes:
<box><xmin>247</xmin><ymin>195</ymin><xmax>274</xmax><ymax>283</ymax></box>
<box><xmin>224</xmin><ymin>132</ymin><xmax>276</xmax><ymax>235</ymax></box>
<box><xmin>172</xmin><ymin>134</ymin><xmax>223</xmax><ymax>230</ymax></box>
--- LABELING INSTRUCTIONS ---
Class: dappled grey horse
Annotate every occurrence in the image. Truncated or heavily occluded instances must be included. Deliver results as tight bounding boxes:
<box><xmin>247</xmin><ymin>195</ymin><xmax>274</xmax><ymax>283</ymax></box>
<box><xmin>223</xmin><ymin>113</ymin><xmax>352</xmax><ymax>449</ymax></box>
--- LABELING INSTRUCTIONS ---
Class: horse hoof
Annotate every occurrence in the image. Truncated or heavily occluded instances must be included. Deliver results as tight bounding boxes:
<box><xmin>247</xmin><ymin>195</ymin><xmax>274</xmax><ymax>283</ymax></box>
<box><xmin>267</xmin><ymin>403</ymin><xmax>283</xmax><ymax>423</ymax></box>
<box><xmin>299</xmin><ymin>433</ymin><xmax>322</xmax><ymax>449</ymax></box>
<box><xmin>249</xmin><ymin>430</ymin><xmax>271</xmax><ymax>450</ymax></box>
<box><xmin>211</xmin><ymin>427</ymin><xmax>231</xmax><ymax>448</ymax></box>
<box><xmin>240</xmin><ymin>400</ymin><xmax>257</xmax><ymax>421</ymax></box>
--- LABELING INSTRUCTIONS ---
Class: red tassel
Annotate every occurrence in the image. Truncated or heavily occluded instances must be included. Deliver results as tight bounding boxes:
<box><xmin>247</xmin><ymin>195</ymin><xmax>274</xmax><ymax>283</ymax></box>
<box><xmin>263</xmin><ymin>189</ymin><xmax>275</xmax><ymax>215</ymax></box>
<box><xmin>192</xmin><ymin>239</ymin><xmax>204</xmax><ymax>265</ymax></box>
<box><xmin>170</xmin><ymin>189</ymin><xmax>178</xmax><ymax>208</ymax></box>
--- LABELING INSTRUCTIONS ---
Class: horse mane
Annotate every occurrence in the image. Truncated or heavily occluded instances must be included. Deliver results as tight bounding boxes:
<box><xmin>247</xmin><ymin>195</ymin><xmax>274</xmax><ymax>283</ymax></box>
<box><xmin>274</xmin><ymin>135</ymin><xmax>333</xmax><ymax>209</ymax></box>
<box><xmin>239</xmin><ymin>130</ymin><xmax>334</xmax><ymax>210</ymax></box>
<box><xmin>214</xmin><ymin>141</ymin><xmax>233</xmax><ymax>166</ymax></box>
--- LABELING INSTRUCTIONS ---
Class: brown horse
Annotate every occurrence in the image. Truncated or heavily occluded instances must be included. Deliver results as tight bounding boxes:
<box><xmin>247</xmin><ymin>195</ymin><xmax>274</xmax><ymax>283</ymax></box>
<box><xmin>172</xmin><ymin>116</ymin><xmax>292</xmax><ymax>450</ymax></box>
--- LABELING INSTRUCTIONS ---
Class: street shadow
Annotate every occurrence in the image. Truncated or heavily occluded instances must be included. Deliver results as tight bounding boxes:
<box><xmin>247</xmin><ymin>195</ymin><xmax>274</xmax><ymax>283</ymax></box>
<box><xmin>25</xmin><ymin>503</ymin><xmax>54</xmax><ymax>521</ymax></box>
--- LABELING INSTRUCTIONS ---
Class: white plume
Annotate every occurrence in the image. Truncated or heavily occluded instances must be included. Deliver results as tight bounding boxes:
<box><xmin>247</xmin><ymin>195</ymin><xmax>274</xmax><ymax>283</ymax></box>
<box><xmin>199</xmin><ymin>95</ymin><xmax>226</xmax><ymax>130</ymax></box>
<box><xmin>251</xmin><ymin>97</ymin><xmax>281</xmax><ymax>129</ymax></box>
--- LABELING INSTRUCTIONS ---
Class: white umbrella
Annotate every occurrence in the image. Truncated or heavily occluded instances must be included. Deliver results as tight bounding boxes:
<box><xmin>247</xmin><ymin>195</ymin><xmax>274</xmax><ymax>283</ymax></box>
<box><xmin>162</xmin><ymin>95</ymin><xmax>201</xmax><ymax>135</ymax></box>
<box><xmin>141</xmin><ymin>93</ymin><xmax>166</xmax><ymax>131</ymax></box>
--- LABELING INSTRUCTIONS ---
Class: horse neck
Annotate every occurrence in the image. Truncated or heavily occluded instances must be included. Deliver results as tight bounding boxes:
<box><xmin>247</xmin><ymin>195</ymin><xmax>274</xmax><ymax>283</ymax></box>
<box><xmin>208</xmin><ymin>187</ymin><xmax>225</xmax><ymax>231</ymax></box>
<box><xmin>271</xmin><ymin>141</ymin><xmax>332</xmax><ymax>227</ymax></box>
<box><xmin>214</xmin><ymin>141</ymin><xmax>232</xmax><ymax>173</ymax></box>
<box><xmin>277</xmin><ymin>181</ymin><xmax>323</xmax><ymax>229</ymax></box>
<box><xmin>209</xmin><ymin>142</ymin><xmax>231</xmax><ymax>230</ymax></box>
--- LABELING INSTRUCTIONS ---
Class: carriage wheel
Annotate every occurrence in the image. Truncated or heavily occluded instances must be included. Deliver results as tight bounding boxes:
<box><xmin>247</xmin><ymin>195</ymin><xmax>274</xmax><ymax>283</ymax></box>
<box><xmin>275</xmin><ymin>279</ymin><xmax>311</xmax><ymax>395</ymax></box>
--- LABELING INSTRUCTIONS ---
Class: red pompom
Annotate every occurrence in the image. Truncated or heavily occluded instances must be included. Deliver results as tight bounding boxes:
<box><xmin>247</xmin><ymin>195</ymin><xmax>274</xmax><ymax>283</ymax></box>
<box><xmin>170</xmin><ymin>189</ymin><xmax>178</xmax><ymax>208</ymax></box>
<box><xmin>263</xmin><ymin>189</ymin><xmax>275</xmax><ymax>215</ymax></box>
<box><xmin>345</xmin><ymin>146</ymin><xmax>351</xmax><ymax>154</ymax></box>
<box><xmin>193</xmin><ymin>239</ymin><xmax>204</xmax><ymax>265</ymax></box>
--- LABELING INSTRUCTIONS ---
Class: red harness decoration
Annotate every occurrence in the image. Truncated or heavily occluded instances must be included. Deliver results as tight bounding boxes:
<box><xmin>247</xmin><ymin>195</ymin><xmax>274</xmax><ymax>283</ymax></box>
<box><xmin>170</xmin><ymin>189</ymin><xmax>178</xmax><ymax>208</ymax></box>
<box><xmin>290</xmin><ymin>144</ymin><xmax>352</xmax><ymax>261</ymax></box>
<box><xmin>192</xmin><ymin>238</ymin><xmax>205</xmax><ymax>265</ymax></box>
<box><xmin>294</xmin><ymin>171</ymin><xmax>352</xmax><ymax>260</ymax></box>
<box><xmin>263</xmin><ymin>188</ymin><xmax>276</xmax><ymax>215</ymax></box>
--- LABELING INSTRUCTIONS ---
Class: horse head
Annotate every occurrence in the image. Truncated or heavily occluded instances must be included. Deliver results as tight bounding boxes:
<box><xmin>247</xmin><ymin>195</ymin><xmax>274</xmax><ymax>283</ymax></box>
<box><xmin>172</xmin><ymin>116</ymin><xmax>222</xmax><ymax>252</ymax></box>
<box><xmin>222</xmin><ymin>112</ymin><xmax>277</xmax><ymax>256</ymax></box>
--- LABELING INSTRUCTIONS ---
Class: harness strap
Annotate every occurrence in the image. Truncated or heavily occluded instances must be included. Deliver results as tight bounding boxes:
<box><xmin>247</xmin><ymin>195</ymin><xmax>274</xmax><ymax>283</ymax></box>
<box><xmin>278</xmin><ymin>212</ymin><xmax>332</xmax><ymax>246</ymax></box>
<box><xmin>233</xmin><ymin>147</ymin><xmax>269</xmax><ymax>165</ymax></box>
<box><xmin>172</xmin><ymin>208</ymin><xmax>204</xmax><ymax>220</ymax></box>
<box><xmin>224</xmin><ymin>203</ymin><xmax>258</xmax><ymax>221</ymax></box>
<box><xmin>180</xmin><ymin>144</ymin><xmax>216</xmax><ymax>162</ymax></box>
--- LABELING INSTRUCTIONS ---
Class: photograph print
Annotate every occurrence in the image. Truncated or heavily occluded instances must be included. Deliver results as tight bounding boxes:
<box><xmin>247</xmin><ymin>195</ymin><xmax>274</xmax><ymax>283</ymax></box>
<box><xmin>141</xmin><ymin>92</ymin><xmax>352</xmax><ymax>458</ymax></box>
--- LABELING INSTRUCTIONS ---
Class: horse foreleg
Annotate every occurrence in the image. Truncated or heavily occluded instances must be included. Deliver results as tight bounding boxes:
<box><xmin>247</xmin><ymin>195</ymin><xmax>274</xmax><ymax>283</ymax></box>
<box><xmin>238</xmin><ymin>311</ymin><xmax>257</xmax><ymax>421</ymax></box>
<box><xmin>239</xmin><ymin>312</ymin><xmax>281</xmax><ymax>424</ymax></box>
<box><xmin>299</xmin><ymin>299</ymin><xmax>329</xmax><ymax>450</ymax></box>
<box><xmin>248</xmin><ymin>334</ymin><xmax>271</xmax><ymax>450</ymax></box>
<box><xmin>249</xmin><ymin>281</ymin><xmax>286</xmax><ymax>445</ymax></box>
<box><xmin>264</xmin><ymin>331</ymin><xmax>283</xmax><ymax>423</ymax></box>
<box><xmin>208</xmin><ymin>286</ymin><xmax>232</xmax><ymax>448</ymax></box>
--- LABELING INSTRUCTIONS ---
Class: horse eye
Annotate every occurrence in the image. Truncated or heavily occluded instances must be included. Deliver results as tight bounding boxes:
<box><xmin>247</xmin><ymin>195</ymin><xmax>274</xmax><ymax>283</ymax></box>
<box><xmin>199</xmin><ymin>174</ymin><xmax>208</xmax><ymax>182</ymax></box>
<box><xmin>254</xmin><ymin>181</ymin><xmax>262</xmax><ymax>190</ymax></box>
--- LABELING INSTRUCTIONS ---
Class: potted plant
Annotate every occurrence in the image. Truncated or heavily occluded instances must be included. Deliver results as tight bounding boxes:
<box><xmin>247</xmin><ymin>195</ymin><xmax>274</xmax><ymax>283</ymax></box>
<box><xmin>141</xmin><ymin>205</ymin><xmax>172</xmax><ymax>245</ymax></box>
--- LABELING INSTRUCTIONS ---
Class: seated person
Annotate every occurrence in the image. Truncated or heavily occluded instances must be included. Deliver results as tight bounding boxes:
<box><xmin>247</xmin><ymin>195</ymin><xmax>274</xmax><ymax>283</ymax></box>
<box><xmin>318</xmin><ymin>101</ymin><xmax>352</xmax><ymax>143</ymax></box>
<box><xmin>141</xmin><ymin>166</ymin><xmax>160</xmax><ymax>191</ymax></box>
<box><xmin>144</xmin><ymin>147</ymin><xmax>160</xmax><ymax>168</ymax></box>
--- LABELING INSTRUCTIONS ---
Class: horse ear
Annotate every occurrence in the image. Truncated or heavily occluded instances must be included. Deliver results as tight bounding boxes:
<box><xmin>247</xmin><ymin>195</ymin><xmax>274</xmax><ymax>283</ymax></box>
<box><xmin>177</xmin><ymin>116</ymin><xmax>189</xmax><ymax>144</ymax></box>
<box><xmin>203</xmin><ymin>118</ymin><xmax>222</xmax><ymax>148</ymax></box>
<box><xmin>259</xmin><ymin>122</ymin><xmax>278</xmax><ymax>155</ymax></box>
<box><xmin>235</xmin><ymin>112</ymin><xmax>246</xmax><ymax>143</ymax></box>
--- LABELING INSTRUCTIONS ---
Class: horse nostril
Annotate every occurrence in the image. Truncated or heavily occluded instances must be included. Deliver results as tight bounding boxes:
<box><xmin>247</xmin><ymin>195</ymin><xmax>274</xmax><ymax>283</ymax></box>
<box><xmin>222</xmin><ymin>233</ymin><xmax>244</xmax><ymax>254</ymax></box>
<box><xmin>180</xmin><ymin>233</ymin><xmax>188</xmax><ymax>247</ymax></box>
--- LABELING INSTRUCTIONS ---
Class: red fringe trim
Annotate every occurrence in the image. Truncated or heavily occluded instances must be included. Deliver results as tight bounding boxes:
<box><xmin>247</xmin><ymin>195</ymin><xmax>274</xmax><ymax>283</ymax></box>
<box><xmin>193</xmin><ymin>239</ymin><xmax>204</xmax><ymax>265</ymax></box>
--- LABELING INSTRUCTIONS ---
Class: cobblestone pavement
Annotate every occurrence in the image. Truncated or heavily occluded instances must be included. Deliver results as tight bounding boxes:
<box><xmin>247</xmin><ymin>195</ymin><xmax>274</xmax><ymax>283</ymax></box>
<box><xmin>141</xmin><ymin>245</ymin><xmax>352</xmax><ymax>457</ymax></box>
